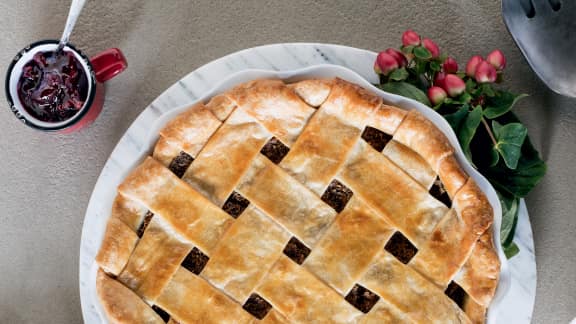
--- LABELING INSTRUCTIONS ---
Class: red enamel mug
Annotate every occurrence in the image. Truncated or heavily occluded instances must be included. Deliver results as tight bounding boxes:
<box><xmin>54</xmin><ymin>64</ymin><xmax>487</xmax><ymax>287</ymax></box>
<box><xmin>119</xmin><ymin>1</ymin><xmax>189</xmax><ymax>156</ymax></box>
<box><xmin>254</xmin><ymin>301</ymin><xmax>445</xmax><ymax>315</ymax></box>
<box><xmin>5</xmin><ymin>40</ymin><xmax>127</xmax><ymax>133</ymax></box>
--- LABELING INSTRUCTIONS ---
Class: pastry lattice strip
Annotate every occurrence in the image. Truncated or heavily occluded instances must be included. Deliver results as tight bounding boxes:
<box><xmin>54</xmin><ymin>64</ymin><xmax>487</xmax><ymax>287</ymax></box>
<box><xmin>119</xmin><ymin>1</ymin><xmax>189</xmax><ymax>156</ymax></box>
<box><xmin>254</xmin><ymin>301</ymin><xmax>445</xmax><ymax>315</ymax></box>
<box><xmin>96</xmin><ymin>78</ymin><xmax>499</xmax><ymax>324</ymax></box>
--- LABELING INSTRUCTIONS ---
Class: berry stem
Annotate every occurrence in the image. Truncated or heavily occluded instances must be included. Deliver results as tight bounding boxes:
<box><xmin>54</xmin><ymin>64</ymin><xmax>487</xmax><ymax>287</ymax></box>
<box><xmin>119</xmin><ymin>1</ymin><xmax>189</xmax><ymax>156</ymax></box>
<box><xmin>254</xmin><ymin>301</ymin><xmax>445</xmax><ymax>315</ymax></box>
<box><xmin>481</xmin><ymin>116</ymin><xmax>498</xmax><ymax>147</ymax></box>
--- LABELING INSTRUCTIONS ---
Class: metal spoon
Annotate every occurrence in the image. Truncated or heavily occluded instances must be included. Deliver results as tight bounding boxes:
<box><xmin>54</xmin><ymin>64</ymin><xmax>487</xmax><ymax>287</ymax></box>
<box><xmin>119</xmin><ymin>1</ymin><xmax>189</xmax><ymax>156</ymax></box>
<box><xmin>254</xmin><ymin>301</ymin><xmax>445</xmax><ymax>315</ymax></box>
<box><xmin>56</xmin><ymin>0</ymin><xmax>88</xmax><ymax>53</ymax></box>
<box><xmin>502</xmin><ymin>0</ymin><xmax>576</xmax><ymax>97</ymax></box>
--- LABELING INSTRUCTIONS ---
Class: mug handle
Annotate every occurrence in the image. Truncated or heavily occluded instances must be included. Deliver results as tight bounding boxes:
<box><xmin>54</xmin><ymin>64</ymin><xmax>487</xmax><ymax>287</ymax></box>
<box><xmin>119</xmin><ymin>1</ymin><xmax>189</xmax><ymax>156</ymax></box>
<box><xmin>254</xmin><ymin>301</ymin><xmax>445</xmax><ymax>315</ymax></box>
<box><xmin>90</xmin><ymin>48</ymin><xmax>127</xmax><ymax>83</ymax></box>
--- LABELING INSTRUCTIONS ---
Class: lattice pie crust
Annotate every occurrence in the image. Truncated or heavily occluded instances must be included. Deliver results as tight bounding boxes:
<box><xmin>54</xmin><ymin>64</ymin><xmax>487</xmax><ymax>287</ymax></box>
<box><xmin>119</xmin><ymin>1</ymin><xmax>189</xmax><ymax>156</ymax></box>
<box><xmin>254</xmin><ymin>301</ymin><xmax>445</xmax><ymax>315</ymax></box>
<box><xmin>95</xmin><ymin>78</ymin><xmax>500</xmax><ymax>324</ymax></box>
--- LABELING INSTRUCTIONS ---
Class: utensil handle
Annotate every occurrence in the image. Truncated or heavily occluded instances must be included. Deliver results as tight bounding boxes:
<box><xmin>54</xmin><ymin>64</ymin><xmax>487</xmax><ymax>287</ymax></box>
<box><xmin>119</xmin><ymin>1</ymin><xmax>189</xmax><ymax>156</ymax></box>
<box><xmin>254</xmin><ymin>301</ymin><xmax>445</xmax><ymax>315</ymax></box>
<box><xmin>60</xmin><ymin>0</ymin><xmax>88</xmax><ymax>47</ymax></box>
<box><xmin>90</xmin><ymin>48</ymin><xmax>127</xmax><ymax>83</ymax></box>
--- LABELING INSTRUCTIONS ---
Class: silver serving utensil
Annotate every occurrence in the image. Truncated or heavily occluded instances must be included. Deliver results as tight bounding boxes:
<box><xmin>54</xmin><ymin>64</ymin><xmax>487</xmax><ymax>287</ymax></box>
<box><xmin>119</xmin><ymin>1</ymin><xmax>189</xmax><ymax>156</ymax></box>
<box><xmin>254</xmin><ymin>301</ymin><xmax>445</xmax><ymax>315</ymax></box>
<box><xmin>502</xmin><ymin>0</ymin><xmax>576</xmax><ymax>97</ymax></box>
<box><xmin>56</xmin><ymin>0</ymin><xmax>88</xmax><ymax>53</ymax></box>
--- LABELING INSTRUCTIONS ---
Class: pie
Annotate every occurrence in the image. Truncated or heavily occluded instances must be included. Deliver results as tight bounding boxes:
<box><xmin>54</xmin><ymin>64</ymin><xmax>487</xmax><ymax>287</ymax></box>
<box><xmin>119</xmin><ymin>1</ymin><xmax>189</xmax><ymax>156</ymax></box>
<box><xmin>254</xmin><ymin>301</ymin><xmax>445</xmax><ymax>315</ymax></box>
<box><xmin>95</xmin><ymin>78</ymin><xmax>500</xmax><ymax>324</ymax></box>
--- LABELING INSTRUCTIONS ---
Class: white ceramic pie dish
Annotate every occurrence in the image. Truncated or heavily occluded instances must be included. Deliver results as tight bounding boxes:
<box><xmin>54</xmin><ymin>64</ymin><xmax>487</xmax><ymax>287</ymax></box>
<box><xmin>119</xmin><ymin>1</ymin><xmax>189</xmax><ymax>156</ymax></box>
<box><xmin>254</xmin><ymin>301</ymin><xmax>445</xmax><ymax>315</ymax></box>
<box><xmin>80</xmin><ymin>64</ymin><xmax>510</xmax><ymax>324</ymax></box>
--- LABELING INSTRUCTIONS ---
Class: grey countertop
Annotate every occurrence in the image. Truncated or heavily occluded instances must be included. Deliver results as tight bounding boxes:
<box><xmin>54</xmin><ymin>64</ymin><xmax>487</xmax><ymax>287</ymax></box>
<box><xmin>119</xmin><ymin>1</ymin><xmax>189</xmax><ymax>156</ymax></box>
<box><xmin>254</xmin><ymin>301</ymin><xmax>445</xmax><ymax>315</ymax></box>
<box><xmin>0</xmin><ymin>0</ymin><xmax>574</xmax><ymax>323</ymax></box>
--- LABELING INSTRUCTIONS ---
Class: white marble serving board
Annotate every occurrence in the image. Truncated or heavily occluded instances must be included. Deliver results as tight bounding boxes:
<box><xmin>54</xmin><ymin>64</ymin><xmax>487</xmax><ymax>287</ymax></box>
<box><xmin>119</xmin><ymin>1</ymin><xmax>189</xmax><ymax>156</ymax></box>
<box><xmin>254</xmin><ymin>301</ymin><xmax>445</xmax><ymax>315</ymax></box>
<box><xmin>79</xmin><ymin>43</ymin><xmax>536</xmax><ymax>324</ymax></box>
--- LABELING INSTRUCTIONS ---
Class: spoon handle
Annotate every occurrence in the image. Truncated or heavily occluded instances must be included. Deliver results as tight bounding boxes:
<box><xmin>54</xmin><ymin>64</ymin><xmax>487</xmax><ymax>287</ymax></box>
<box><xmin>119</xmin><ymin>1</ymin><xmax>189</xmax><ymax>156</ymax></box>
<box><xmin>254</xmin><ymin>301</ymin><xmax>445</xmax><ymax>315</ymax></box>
<box><xmin>57</xmin><ymin>0</ymin><xmax>88</xmax><ymax>52</ymax></box>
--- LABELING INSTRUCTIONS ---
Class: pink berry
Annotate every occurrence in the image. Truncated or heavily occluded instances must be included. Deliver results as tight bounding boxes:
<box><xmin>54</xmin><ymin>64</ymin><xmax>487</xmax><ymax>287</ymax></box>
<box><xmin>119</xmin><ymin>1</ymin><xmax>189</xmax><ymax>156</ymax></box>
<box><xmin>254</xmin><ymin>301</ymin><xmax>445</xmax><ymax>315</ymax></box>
<box><xmin>402</xmin><ymin>29</ymin><xmax>421</xmax><ymax>47</ymax></box>
<box><xmin>434</xmin><ymin>72</ymin><xmax>447</xmax><ymax>89</ymax></box>
<box><xmin>443</xmin><ymin>74</ymin><xmax>466</xmax><ymax>97</ymax></box>
<box><xmin>486</xmin><ymin>49</ymin><xmax>506</xmax><ymax>70</ymax></box>
<box><xmin>385</xmin><ymin>48</ymin><xmax>407</xmax><ymax>67</ymax></box>
<box><xmin>475</xmin><ymin>61</ymin><xmax>497</xmax><ymax>83</ymax></box>
<box><xmin>465</xmin><ymin>55</ymin><xmax>483</xmax><ymax>77</ymax></box>
<box><xmin>422</xmin><ymin>38</ymin><xmax>440</xmax><ymax>58</ymax></box>
<box><xmin>374</xmin><ymin>52</ymin><xmax>399</xmax><ymax>76</ymax></box>
<box><xmin>428</xmin><ymin>86</ymin><xmax>447</xmax><ymax>105</ymax></box>
<box><xmin>443</xmin><ymin>57</ymin><xmax>458</xmax><ymax>74</ymax></box>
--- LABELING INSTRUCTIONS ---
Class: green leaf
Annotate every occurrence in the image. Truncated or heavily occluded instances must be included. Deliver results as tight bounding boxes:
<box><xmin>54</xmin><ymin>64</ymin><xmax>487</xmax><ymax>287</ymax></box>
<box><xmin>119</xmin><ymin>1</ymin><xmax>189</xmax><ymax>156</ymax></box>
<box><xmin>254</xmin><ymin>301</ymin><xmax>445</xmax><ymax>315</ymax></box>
<box><xmin>459</xmin><ymin>92</ymin><xmax>472</xmax><ymax>104</ymax></box>
<box><xmin>472</xmin><ymin>85</ymin><xmax>484</xmax><ymax>97</ymax></box>
<box><xmin>429</xmin><ymin>61</ymin><xmax>441</xmax><ymax>72</ymax></box>
<box><xmin>444</xmin><ymin>105</ymin><xmax>482</xmax><ymax>163</ymax></box>
<box><xmin>460</xmin><ymin>106</ymin><xmax>483</xmax><ymax>162</ymax></box>
<box><xmin>481</xmin><ymin>83</ymin><xmax>496</xmax><ymax>97</ymax></box>
<box><xmin>498</xmin><ymin>182</ymin><xmax>522</xmax><ymax>259</ymax></box>
<box><xmin>413</xmin><ymin>46</ymin><xmax>432</xmax><ymax>60</ymax></box>
<box><xmin>482</xmin><ymin>112</ymin><xmax>546</xmax><ymax>197</ymax></box>
<box><xmin>401</xmin><ymin>45</ymin><xmax>414</xmax><ymax>54</ymax></box>
<box><xmin>485</xmin><ymin>141</ymin><xmax>546</xmax><ymax>197</ymax></box>
<box><xmin>415</xmin><ymin>60</ymin><xmax>427</xmax><ymax>76</ymax></box>
<box><xmin>490</xmin><ymin>146</ymin><xmax>500</xmax><ymax>166</ymax></box>
<box><xmin>504</xmin><ymin>242</ymin><xmax>520</xmax><ymax>258</ymax></box>
<box><xmin>498</xmin><ymin>191</ymin><xmax>519</xmax><ymax>247</ymax></box>
<box><xmin>442</xmin><ymin>93</ymin><xmax>471</xmax><ymax>106</ymax></box>
<box><xmin>492</xmin><ymin>121</ymin><xmax>528</xmax><ymax>169</ymax></box>
<box><xmin>484</xmin><ymin>92</ymin><xmax>529</xmax><ymax>119</ymax></box>
<box><xmin>465</xmin><ymin>79</ymin><xmax>476</xmax><ymax>92</ymax></box>
<box><xmin>444</xmin><ymin>98</ymin><xmax>465</xmax><ymax>105</ymax></box>
<box><xmin>381</xmin><ymin>81</ymin><xmax>431</xmax><ymax>106</ymax></box>
<box><xmin>388</xmin><ymin>67</ymin><xmax>409</xmax><ymax>81</ymax></box>
<box><xmin>444</xmin><ymin>104</ymin><xmax>469</xmax><ymax>130</ymax></box>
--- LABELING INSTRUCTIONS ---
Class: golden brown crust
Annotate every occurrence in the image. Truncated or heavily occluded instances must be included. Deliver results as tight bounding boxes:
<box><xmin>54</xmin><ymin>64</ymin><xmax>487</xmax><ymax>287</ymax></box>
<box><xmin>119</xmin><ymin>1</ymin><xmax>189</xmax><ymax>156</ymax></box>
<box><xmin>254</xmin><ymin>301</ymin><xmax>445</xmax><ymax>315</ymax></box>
<box><xmin>201</xmin><ymin>206</ymin><xmax>290</xmax><ymax>302</ymax></box>
<box><xmin>118</xmin><ymin>217</ymin><xmax>192</xmax><ymax>302</ymax></box>
<box><xmin>279</xmin><ymin>79</ymin><xmax>399</xmax><ymax>196</ymax></box>
<box><xmin>453</xmin><ymin>178</ymin><xmax>494</xmax><ymax>236</ymax></box>
<box><xmin>111</xmin><ymin>194</ymin><xmax>147</xmax><ymax>231</ymax></box>
<box><xmin>358</xmin><ymin>300</ymin><xmax>410</xmax><ymax>323</ymax></box>
<box><xmin>287</xmin><ymin>79</ymin><xmax>333</xmax><ymax>107</ymax></box>
<box><xmin>359</xmin><ymin>251</ymin><xmax>472</xmax><ymax>323</ymax></box>
<box><xmin>322</xmin><ymin>78</ymin><xmax>382</xmax><ymax>129</ymax></box>
<box><xmin>226</xmin><ymin>79</ymin><xmax>315</xmax><ymax>145</ymax></box>
<box><xmin>152</xmin><ymin>136</ymin><xmax>182</xmax><ymax>167</ymax></box>
<box><xmin>340</xmin><ymin>140</ymin><xmax>449</xmax><ymax>247</ymax></box>
<box><xmin>205</xmin><ymin>93</ymin><xmax>237</xmax><ymax>121</ymax></box>
<box><xmin>256</xmin><ymin>256</ymin><xmax>363</xmax><ymax>322</ymax></box>
<box><xmin>369</xmin><ymin>104</ymin><xmax>407</xmax><ymax>135</ymax></box>
<box><xmin>96</xmin><ymin>269</ymin><xmax>164</xmax><ymax>324</ymax></box>
<box><xmin>155</xmin><ymin>267</ymin><xmax>254</xmax><ymax>323</ymax></box>
<box><xmin>279</xmin><ymin>106</ymin><xmax>362</xmax><ymax>195</ymax></box>
<box><xmin>393</xmin><ymin>110</ymin><xmax>454</xmax><ymax>172</ymax></box>
<box><xmin>158</xmin><ymin>103</ymin><xmax>222</xmax><ymax>158</ymax></box>
<box><xmin>455</xmin><ymin>229</ymin><xmax>500</xmax><ymax>307</ymax></box>
<box><xmin>95</xmin><ymin>216</ymin><xmax>139</xmax><ymax>276</ymax></box>
<box><xmin>383</xmin><ymin>140</ymin><xmax>436</xmax><ymax>189</ymax></box>
<box><xmin>409</xmin><ymin>209</ymin><xmax>478</xmax><ymax>287</ymax></box>
<box><xmin>237</xmin><ymin>155</ymin><xmax>337</xmax><ymax>247</ymax></box>
<box><xmin>463</xmin><ymin>296</ymin><xmax>487</xmax><ymax>324</ymax></box>
<box><xmin>303</xmin><ymin>196</ymin><xmax>395</xmax><ymax>294</ymax></box>
<box><xmin>95</xmin><ymin>194</ymin><xmax>146</xmax><ymax>275</ymax></box>
<box><xmin>119</xmin><ymin>157</ymin><xmax>234</xmax><ymax>253</ymax></box>
<box><xmin>95</xmin><ymin>77</ymin><xmax>499</xmax><ymax>323</ymax></box>
<box><xmin>438</xmin><ymin>154</ymin><xmax>469</xmax><ymax>198</ymax></box>
<box><xmin>181</xmin><ymin>108</ymin><xmax>270</xmax><ymax>205</ymax></box>
<box><xmin>409</xmin><ymin>179</ymin><xmax>494</xmax><ymax>286</ymax></box>
<box><xmin>252</xmin><ymin>310</ymin><xmax>290</xmax><ymax>324</ymax></box>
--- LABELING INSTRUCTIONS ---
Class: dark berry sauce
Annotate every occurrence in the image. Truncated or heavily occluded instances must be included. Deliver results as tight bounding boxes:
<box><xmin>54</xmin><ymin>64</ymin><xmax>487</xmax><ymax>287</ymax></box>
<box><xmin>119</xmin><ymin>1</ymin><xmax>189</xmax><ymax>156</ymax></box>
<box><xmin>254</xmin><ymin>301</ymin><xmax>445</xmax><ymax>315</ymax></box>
<box><xmin>17</xmin><ymin>50</ymin><xmax>88</xmax><ymax>122</ymax></box>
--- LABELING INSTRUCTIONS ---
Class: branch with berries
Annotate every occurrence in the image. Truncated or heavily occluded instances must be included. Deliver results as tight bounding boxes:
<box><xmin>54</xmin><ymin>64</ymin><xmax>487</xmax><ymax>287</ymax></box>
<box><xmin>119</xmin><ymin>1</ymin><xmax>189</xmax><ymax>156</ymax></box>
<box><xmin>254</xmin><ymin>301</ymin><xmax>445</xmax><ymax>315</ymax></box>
<box><xmin>374</xmin><ymin>29</ymin><xmax>546</xmax><ymax>258</ymax></box>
